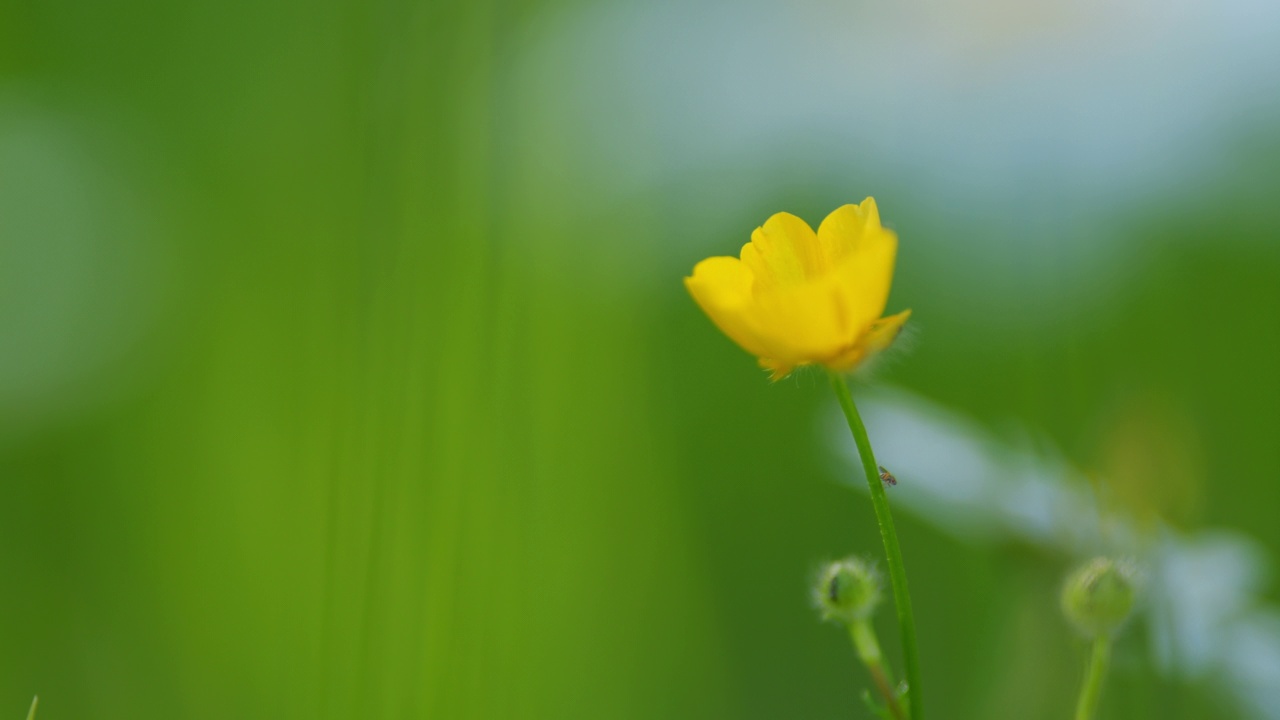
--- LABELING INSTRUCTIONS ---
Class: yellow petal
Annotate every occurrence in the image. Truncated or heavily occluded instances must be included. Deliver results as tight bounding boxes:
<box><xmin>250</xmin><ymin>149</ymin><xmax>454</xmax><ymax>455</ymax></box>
<box><xmin>826</xmin><ymin>309</ymin><xmax>912</xmax><ymax>372</ymax></box>
<box><xmin>861</xmin><ymin>308</ymin><xmax>912</xmax><ymax>355</ymax></box>
<box><xmin>823</xmin><ymin>202</ymin><xmax>898</xmax><ymax>325</ymax></box>
<box><xmin>817</xmin><ymin>199</ymin><xmax>891</xmax><ymax>261</ymax></box>
<box><xmin>749</xmin><ymin>278</ymin><xmax>850</xmax><ymax>362</ymax></box>
<box><xmin>740</xmin><ymin>212</ymin><xmax>825</xmax><ymax>289</ymax></box>
<box><xmin>816</xmin><ymin>198</ymin><xmax>881</xmax><ymax>264</ymax></box>
<box><xmin>859</xmin><ymin>196</ymin><xmax>881</xmax><ymax>228</ymax></box>
<box><xmin>684</xmin><ymin>256</ymin><xmax>774</xmax><ymax>360</ymax></box>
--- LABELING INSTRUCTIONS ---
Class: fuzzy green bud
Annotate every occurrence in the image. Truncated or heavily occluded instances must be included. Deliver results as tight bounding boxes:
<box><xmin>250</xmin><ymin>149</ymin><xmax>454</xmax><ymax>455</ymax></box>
<box><xmin>1062</xmin><ymin>557</ymin><xmax>1137</xmax><ymax>638</ymax></box>
<box><xmin>815</xmin><ymin>557</ymin><xmax>881</xmax><ymax>624</ymax></box>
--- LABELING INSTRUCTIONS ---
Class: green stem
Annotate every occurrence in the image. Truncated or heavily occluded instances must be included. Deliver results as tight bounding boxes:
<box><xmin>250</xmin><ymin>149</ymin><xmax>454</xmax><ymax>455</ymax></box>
<box><xmin>1075</xmin><ymin>636</ymin><xmax>1111</xmax><ymax>720</ymax></box>
<box><xmin>851</xmin><ymin>620</ymin><xmax>906</xmax><ymax>720</ymax></box>
<box><xmin>829</xmin><ymin>371</ymin><xmax>923</xmax><ymax>720</ymax></box>
<box><xmin>26</xmin><ymin>696</ymin><xmax>38</xmax><ymax>720</ymax></box>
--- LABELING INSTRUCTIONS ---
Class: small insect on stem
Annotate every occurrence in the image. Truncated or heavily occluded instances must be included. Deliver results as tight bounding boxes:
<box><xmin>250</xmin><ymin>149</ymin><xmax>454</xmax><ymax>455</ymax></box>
<box><xmin>878</xmin><ymin>465</ymin><xmax>897</xmax><ymax>487</ymax></box>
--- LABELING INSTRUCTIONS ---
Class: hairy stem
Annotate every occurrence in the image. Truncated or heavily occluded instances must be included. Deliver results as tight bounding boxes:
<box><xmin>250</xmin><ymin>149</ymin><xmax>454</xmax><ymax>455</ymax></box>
<box><xmin>1075</xmin><ymin>636</ymin><xmax>1111</xmax><ymax>720</ymax></box>
<box><xmin>851</xmin><ymin>619</ymin><xmax>906</xmax><ymax>720</ymax></box>
<box><xmin>829</xmin><ymin>371</ymin><xmax>923</xmax><ymax>720</ymax></box>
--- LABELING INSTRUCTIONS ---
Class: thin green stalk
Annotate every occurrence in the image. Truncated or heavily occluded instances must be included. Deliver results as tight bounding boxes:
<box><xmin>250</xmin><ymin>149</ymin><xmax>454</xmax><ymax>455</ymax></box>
<box><xmin>851</xmin><ymin>619</ymin><xmax>906</xmax><ymax>720</ymax></box>
<box><xmin>1075</xmin><ymin>637</ymin><xmax>1111</xmax><ymax>720</ymax></box>
<box><xmin>829</xmin><ymin>371</ymin><xmax>923</xmax><ymax>720</ymax></box>
<box><xmin>26</xmin><ymin>696</ymin><xmax>38</xmax><ymax>720</ymax></box>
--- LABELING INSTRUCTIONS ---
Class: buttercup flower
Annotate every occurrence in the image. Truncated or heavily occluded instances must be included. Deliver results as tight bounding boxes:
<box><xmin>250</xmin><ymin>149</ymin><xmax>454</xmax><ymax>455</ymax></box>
<box><xmin>685</xmin><ymin>198</ymin><xmax>911</xmax><ymax>380</ymax></box>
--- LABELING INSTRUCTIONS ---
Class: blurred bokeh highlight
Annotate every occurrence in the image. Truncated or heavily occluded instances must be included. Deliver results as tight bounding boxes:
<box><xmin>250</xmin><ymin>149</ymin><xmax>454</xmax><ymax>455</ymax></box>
<box><xmin>2</xmin><ymin>0</ymin><xmax>1279</xmax><ymax>718</ymax></box>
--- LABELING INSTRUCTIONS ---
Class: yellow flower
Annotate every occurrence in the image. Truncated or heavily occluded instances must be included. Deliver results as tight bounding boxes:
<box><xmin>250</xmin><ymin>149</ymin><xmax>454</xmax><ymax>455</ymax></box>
<box><xmin>685</xmin><ymin>198</ymin><xmax>911</xmax><ymax>380</ymax></box>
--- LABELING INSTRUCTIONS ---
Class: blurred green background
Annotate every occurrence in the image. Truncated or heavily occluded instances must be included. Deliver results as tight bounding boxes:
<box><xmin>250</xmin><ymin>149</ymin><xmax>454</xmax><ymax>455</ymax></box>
<box><xmin>2</xmin><ymin>0</ymin><xmax>1279</xmax><ymax>718</ymax></box>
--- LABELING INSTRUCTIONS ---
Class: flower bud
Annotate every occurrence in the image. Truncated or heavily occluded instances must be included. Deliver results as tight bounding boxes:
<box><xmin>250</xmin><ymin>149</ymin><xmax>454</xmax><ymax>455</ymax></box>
<box><xmin>1061</xmin><ymin>557</ymin><xmax>1137</xmax><ymax>638</ymax></box>
<box><xmin>815</xmin><ymin>557</ymin><xmax>881</xmax><ymax>624</ymax></box>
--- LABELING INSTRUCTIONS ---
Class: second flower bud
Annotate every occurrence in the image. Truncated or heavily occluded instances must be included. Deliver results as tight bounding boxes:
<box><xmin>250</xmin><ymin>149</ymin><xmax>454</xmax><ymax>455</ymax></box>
<box><xmin>815</xmin><ymin>557</ymin><xmax>882</xmax><ymax>624</ymax></box>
